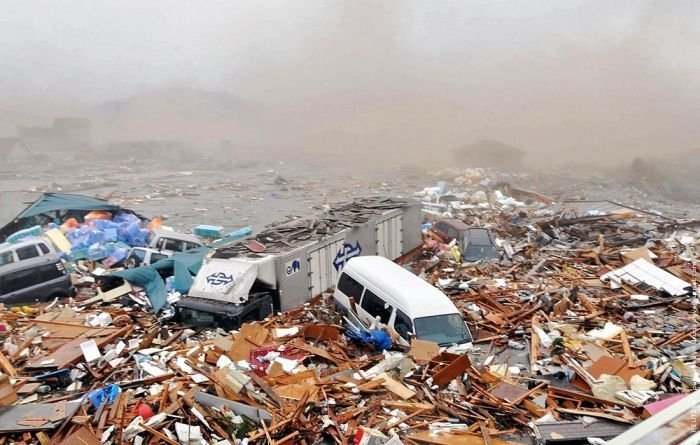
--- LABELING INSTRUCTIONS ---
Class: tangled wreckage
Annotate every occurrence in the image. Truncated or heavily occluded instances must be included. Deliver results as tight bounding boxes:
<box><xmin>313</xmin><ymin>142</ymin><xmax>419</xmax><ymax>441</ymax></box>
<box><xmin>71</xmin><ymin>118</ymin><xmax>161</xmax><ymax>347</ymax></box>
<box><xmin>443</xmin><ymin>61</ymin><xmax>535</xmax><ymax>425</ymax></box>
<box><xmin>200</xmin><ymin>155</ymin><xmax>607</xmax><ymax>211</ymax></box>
<box><xmin>0</xmin><ymin>169</ymin><xmax>698</xmax><ymax>445</ymax></box>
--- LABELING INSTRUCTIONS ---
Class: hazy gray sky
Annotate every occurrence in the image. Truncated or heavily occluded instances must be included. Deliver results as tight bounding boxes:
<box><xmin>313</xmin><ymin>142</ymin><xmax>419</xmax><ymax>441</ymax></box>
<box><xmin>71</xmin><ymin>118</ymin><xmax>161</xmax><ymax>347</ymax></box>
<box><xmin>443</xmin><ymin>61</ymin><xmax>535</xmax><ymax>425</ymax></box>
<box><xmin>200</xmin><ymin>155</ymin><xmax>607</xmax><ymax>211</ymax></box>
<box><xmin>0</xmin><ymin>1</ymin><xmax>698</xmax><ymax>161</ymax></box>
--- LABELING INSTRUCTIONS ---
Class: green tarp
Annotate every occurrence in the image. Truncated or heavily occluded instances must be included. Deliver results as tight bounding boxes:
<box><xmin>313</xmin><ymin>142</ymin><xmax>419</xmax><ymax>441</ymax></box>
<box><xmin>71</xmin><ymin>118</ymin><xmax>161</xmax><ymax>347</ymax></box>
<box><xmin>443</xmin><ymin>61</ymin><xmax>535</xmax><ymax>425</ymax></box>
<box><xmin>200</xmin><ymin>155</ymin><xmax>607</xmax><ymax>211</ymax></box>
<box><xmin>15</xmin><ymin>193</ymin><xmax>120</xmax><ymax>219</ymax></box>
<box><xmin>111</xmin><ymin>267</ymin><xmax>169</xmax><ymax>313</ymax></box>
<box><xmin>110</xmin><ymin>247</ymin><xmax>208</xmax><ymax>313</ymax></box>
<box><xmin>0</xmin><ymin>192</ymin><xmax>142</xmax><ymax>242</ymax></box>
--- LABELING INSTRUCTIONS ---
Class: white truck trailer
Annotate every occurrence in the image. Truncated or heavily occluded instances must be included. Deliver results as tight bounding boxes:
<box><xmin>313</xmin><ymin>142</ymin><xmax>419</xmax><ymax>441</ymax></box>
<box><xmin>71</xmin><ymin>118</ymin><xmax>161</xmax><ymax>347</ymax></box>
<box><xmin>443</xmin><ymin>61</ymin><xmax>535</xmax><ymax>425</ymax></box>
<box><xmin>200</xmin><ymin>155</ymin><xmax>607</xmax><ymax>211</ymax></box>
<box><xmin>176</xmin><ymin>197</ymin><xmax>422</xmax><ymax>328</ymax></box>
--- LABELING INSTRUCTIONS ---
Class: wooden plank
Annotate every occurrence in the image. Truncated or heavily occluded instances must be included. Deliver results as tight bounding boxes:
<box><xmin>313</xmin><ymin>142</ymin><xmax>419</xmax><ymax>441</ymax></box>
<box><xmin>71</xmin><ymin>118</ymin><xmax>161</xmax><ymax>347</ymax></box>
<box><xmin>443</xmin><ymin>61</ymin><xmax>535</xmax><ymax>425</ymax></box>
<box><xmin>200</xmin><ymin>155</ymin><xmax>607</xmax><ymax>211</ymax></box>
<box><xmin>433</xmin><ymin>354</ymin><xmax>471</xmax><ymax>388</ymax></box>
<box><xmin>620</xmin><ymin>330</ymin><xmax>635</xmax><ymax>366</ymax></box>
<box><xmin>0</xmin><ymin>352</ymin><xmax>17</xmax><ymax>377</ymax></box>
<box><xmin>375</xmin><ymin>372</ymin><xmax>416</xmax><ymax>400</ymax></box>
<box><xmin>381</xmin><ymin>400</ymin><xmax>435</xmax><ymax>411</ymax></box>
<box><xmin>139</xmin><ymin>423</ymin><xmax>180</xmax><ymax>445</ymax></box>
<box><xmin>479</xmin><ymin>421</ymin><xmax>493</xmax><ymax>445</ymax></box>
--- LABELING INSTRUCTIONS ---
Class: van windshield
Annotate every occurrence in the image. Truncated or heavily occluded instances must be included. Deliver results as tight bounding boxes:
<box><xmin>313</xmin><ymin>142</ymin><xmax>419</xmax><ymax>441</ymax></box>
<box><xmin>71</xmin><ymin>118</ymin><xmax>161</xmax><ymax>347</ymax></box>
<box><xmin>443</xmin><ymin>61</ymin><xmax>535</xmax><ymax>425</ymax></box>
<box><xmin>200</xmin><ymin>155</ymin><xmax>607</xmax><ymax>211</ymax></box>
<box><xmin>414</xmin><ymin>313</ymin><xmax>472</xmax><ymax>346</ymax></box>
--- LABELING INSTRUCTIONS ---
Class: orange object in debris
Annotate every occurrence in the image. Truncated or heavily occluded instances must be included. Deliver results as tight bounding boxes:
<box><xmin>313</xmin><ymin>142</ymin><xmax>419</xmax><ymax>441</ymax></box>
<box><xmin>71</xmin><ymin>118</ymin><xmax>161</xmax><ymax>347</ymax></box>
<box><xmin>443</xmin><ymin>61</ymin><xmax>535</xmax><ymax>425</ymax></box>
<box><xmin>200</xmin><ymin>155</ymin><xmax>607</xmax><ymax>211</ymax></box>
<box><xmin>61</xmin><ymin>217</ymin><xmax>80</xmax><ymax>231</ymax></box>
<box><xmin>84</xmin><ymin>211</ymin><xmax>112</xmax><ymax>222</ymax></box>
<box><xmin>147</xmin><ymin>217</ymin><xmax>163</xmax><ymax>231</ymax></box>
<box><xmin>134</xmin><ymin>402</ymin><xmax>154</xmax><ymax>420</ymax></box>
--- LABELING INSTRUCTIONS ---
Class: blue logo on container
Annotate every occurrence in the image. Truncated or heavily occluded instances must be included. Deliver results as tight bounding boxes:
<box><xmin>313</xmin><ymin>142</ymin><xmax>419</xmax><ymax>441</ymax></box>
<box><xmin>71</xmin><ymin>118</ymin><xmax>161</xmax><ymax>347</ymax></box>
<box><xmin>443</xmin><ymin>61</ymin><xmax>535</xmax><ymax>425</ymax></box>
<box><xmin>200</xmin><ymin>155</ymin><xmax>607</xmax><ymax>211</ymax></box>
<box><xmin>286</xmin><ymin>259</ymin><xmax>302</xmax><ymax>276</ymax></box>
<box><xmin>206</xmin><ymin>272</ymin><xmax>234</xmax><ymax>286</ymax></box>
<box><xmin>333</xmin><ymin>241</ymin><xmax>362</xmax><ymax>271</ymax></box>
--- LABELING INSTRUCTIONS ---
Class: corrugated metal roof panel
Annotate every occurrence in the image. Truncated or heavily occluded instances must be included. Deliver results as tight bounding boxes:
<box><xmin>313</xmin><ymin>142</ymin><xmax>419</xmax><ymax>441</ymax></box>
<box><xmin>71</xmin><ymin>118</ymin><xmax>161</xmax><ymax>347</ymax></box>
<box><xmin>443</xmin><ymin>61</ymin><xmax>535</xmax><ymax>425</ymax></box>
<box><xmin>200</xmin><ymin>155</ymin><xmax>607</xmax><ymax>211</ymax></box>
<box><xmin>601</xmin><ymin>258</ymin><xmax>691</xmax><ymax>296</ymax></box>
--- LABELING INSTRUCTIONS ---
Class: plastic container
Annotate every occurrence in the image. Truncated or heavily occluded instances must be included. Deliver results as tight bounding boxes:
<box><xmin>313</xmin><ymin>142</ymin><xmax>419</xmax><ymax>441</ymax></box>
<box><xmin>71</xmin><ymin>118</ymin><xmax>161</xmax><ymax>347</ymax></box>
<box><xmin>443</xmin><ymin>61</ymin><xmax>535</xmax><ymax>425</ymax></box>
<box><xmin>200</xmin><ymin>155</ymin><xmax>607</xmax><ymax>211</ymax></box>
<box><xmin>45</xmin><ymin>228</ymin><xmax>72</xmax><ymax>254</ymax></box>
<box><xmin>93</xmin><ymin>219</ymin><xmax>120</xmax><ymax>231</ymax></box>
<box><xmin>88</xmin><ymin>244</ymin><xmax>107</xmax><ymax>261</ymax></box>
<box><xmin>194</xmin><ymin>225</ymin><xmax>224</xmax><ymax>238</ymax></box>
<box><xmin>226</xmin><ymin>226</ymin><xmax>252</xmax><ymax>240</ymax></box>
<box><xmin>249</xmin><ymin>346</ymin><xmax>305</xmax><ymax>376</ymax></box>
<box><xmin>120</xmin><ymin>222</ymin><xmax>148</xmax><ymax>247</ymax></box>
<box><xmin>147</xmin><ymin>217</ymin><xmax>163</xmax><ymax>231</ymax></box>
<box><xmin>70</xmin><ymin>248</ymin><xmax>89</xmax><ymax>261</ymax></box>
<box><xmin>113</xmin><ymin>212</ymin><xmax>140</xmax><ymax>225</ymax></box>
<box><xmin>61</xmin><ymin>218</ymin><xmax>80</xmax><ymax>231</ymax></box>
<box><xmin>84</xmin><ymin>211</ymin><xmax>112</xmax><ymax>222</ymax></box>
<box><xmin>6</xmin><ymin>225</ymin><xmax>43</xmax><ymax>243</ymax></box>
<box><xmin>103</xmin><ymin>228</ymin><xmax>118</xmax><ymax>243</ymax></box>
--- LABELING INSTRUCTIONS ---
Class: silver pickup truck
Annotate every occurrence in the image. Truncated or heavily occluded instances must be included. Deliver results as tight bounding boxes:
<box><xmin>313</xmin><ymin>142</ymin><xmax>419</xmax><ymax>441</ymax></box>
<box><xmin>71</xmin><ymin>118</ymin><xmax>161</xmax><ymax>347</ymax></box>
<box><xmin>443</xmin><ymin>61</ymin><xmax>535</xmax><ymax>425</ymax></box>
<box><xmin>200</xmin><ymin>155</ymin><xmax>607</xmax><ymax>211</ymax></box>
<box><xmin>124</xmin><ymin>229</ymin><xmax>204</xmax><ymax>268</ymax></box>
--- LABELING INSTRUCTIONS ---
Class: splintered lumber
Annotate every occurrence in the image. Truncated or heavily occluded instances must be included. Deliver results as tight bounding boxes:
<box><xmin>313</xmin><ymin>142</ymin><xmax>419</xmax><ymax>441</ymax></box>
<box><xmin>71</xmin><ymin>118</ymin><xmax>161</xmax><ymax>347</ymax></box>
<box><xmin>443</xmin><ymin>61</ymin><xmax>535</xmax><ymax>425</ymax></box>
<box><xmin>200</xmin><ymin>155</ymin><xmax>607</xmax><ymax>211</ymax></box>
<box><xmin>433</xmin><ymin>354</ymin><xmax>471</xmax><ymax>388</ymax></box>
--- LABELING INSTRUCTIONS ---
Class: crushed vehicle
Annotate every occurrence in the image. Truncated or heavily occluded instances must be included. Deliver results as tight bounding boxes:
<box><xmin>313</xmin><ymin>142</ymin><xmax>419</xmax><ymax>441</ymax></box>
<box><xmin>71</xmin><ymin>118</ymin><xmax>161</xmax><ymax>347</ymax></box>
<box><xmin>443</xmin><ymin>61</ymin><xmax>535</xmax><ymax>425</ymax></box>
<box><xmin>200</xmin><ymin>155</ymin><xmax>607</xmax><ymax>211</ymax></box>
<box><xmin>123</xmin><ymin>246</ymin><xmax>173</xmax><ymax>268</ymax></box>
<box><xmin>462</xmin><ymin>226</ymin><xmax>499</xmax><ymax>262</ymax></box>
<box><xmin>334</xmin><ymin>255</ymin><xmax>473</xmax><ymax>346</ymax></box>
<box><xmin>432</xmin><ymin>218</ymin><xmax>500</xmax><ymax>262</ymax></box>
<box><xmin>0</xmin><ymin>253</ymin><xmax>71</xmax><ymax>304</ymax></box>
<box><xmin>146</xmin><ymin>228</ymin><xmax>204</xmax><ymax>253</ymax></box>
<box><xmin>123</xmin><ymin>229</ymin><xmax>206</xmax><ymax>268</ymax></box>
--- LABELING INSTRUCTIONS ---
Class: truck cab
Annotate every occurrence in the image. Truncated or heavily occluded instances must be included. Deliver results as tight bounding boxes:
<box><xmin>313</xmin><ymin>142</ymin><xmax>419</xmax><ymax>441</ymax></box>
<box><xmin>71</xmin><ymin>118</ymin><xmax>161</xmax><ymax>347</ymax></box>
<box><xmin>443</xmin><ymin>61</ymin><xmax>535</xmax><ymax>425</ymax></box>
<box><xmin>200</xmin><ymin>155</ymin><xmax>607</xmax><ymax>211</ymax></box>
<box><xmin>147</xmin><ymin>229</ymin><xmax>204</xmax><ymax>253</ymax></box>
<box><xmin>125</xmin><ymin>230</ymin><xmax>204</xmax><ymax>268</ymax></box>
<box><xmin>175</xmin><ymin>254</ymin><xmax>275</xmax><ymax>330</ymax></box>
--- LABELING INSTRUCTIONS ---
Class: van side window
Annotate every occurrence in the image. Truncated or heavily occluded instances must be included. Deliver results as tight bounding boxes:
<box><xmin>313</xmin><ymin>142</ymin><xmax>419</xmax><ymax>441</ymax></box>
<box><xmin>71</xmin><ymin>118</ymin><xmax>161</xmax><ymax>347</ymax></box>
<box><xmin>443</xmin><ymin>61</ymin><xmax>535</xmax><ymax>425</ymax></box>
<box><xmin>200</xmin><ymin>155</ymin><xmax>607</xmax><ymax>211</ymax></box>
<box><xmin>394</xmin><ymin>309</ymin><xmax>413</xmax><ymax>338</ymax></box>
<box><xmin>361</xmin><ymin>290</ymin><xmax>392</xmax><ymax>324</ymax></box>
<box><xmin>337</xmin><ymin>273</ymin><xmax>365</xmax><ymax>300</ymax></box>
<box><xmin>164</xmin><ymin>238</ymin><xmax>182</xmax><ymax>251</ymax></box>
<box><xmin>37</xmin><ymin>263</ymin><xmax>64</xmax><ymax>281</ymax></box>
<box><xmin>16</xmin><ymin>245</ymin><xmax>39</xmax><ymax>261</ymax></box>
<box><xmin>0</xmin><ymin>252</ymin><xmax>13</xmax><ymax>266</ymax></box>
<box><xmin>151</xmin><ymin>253</ymin><xmax>169</xmax><ymax>263</ymax></box>
<box><xmin>39</xmin><ymin>243</ymin><xmax>50</xmax><ymax>254</ymax></box>
<box><xmin>2</xmin><ymin>268</ymin><xmax>37</xmax><ymax>293</ymax></box>
<box><xmin>184</xmin><ymin>242</ymin><xmax>200</xmax><ymax>251</ymax></box>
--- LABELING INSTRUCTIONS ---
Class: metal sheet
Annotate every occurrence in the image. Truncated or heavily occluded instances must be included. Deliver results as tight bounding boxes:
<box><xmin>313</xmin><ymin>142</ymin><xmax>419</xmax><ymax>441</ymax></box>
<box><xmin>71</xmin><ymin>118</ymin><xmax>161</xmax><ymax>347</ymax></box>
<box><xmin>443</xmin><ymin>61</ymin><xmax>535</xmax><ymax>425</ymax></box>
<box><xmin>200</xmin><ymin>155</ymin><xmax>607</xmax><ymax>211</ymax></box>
<box><xmin>276</xmin><ymin>246</ymin><xmax>312</xmax><ymax>311</ymax></box>
<box><xmin>377</xmin><ymin>212</ymin><xmax>403</xmax><ymax>260</ymax></box>
<box><xmin>0</xmin><ymin>400</ymin><xmax>81</xmax><ymax>433</ymax></box>
<box><xmin>601</xmin><ymin>258</ymin><xmax>691</xmax><ymax>296</ymax></box>
<box><xmin>195</xmin><ymin>390</ymin><xmax>272</xmax><ymax>422</ymax></box>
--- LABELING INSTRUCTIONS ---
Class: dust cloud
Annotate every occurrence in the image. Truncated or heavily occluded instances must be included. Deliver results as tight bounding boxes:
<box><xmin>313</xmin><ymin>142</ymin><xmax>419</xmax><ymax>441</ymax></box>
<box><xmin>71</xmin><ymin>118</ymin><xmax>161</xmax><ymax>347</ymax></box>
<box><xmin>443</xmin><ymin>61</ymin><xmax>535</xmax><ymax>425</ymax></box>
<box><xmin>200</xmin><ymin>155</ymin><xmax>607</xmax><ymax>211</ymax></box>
<box><xmin>0</xmin><ymin>1</ymin><xmax>698</xmax><ymax>168</ymax></box>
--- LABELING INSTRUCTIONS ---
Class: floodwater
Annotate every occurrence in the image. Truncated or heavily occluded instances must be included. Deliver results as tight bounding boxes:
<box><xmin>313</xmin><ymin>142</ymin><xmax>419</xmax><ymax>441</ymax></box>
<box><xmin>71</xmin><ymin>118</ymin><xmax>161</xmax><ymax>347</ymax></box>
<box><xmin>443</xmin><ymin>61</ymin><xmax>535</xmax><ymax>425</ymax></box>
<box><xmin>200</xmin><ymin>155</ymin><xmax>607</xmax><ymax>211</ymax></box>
<box><xmin>2</xmin><ymin>151</ymin><xmax>699</xmax><ymax>234</ymax></box>
<box><xmin>0</xmin><ymin>153</ymin><xmax>423</xmax><ymax>233</ymax></box>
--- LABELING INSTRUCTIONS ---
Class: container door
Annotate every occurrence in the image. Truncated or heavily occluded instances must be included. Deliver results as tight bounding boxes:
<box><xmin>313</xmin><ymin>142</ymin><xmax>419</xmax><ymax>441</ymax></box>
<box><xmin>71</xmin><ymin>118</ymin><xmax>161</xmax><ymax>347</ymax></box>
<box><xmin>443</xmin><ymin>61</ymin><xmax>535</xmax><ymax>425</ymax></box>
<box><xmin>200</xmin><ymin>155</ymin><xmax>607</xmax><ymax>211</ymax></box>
<box><xmin>376</xmin><ymin>215</ymin><xmax>403</xmax><ymax>259</ymax></box>
<box><xmin>309</xmin><ymin>239</ymin><xmax>348</xmax><ymax>297</ymax></box>
<box><xmin>308</xmin><ymin>248</ymin><xmax>323</xmax><ymax>297</ymax></box>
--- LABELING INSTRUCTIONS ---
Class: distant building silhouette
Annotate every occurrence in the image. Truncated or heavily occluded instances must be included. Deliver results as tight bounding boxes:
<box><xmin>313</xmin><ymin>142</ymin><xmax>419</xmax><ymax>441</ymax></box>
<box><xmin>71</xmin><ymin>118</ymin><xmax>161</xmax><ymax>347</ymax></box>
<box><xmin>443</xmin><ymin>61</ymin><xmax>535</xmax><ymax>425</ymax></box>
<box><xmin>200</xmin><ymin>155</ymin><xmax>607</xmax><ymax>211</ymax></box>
<box><xmin>453</xmin><ymin>140</ymin><xmax>525</xmax><ymax>171</ymax></box>
<box><xmin>17</xmin><ymin>117</ymin><xmax>91</xmax><ymax>153</ymax></box>
<box><xmin>0</xmin><ymin>137</ymin><xmax>30</xmax><ymax>162</ymax></box>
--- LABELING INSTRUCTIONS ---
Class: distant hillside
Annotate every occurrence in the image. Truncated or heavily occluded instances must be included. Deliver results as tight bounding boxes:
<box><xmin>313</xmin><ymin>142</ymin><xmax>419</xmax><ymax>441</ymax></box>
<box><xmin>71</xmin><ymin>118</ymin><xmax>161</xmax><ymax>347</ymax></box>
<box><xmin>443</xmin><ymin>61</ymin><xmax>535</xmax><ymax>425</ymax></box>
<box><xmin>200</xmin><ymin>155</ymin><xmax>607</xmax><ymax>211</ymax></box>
<box><xmin>95</xmin><ymin>87</ymin><xmax>241</xmax><ymax>118</ymax></box>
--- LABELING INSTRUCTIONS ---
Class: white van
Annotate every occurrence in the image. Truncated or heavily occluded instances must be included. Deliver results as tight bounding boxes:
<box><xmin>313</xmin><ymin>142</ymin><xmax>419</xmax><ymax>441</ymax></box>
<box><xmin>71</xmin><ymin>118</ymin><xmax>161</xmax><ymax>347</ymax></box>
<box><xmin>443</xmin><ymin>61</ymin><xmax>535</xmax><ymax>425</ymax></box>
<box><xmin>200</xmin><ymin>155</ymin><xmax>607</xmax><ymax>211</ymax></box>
<box><xmin>333</xmin><ymin>256</ymin><xmax>472</xmax><ymax>346</ymax></box>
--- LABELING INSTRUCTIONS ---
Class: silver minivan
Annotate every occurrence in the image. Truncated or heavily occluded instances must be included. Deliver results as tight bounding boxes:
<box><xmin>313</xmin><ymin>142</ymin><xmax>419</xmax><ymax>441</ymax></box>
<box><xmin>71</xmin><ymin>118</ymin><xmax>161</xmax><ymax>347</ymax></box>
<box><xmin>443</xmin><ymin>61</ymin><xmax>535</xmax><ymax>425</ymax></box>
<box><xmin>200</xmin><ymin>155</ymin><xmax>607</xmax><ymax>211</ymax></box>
<box><xmin>0</xmin><ymin>239</ymin><xmax>55</xmax><ymax>266</ymax></box>
<box><xmin>0</xmin><ymin>254</ymin><xmax>72</xmax><ymax>304</ymax></box>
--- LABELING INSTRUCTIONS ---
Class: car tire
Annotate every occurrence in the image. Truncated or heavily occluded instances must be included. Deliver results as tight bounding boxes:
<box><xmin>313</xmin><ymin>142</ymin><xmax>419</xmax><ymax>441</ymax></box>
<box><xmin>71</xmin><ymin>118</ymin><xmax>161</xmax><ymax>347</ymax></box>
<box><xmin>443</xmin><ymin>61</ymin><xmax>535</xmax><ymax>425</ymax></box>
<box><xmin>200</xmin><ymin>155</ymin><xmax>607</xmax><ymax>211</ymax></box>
<box><xmin>126</xmin><ymin>257</ymin><xmax>140</xmax><ymax>269</ymax></box>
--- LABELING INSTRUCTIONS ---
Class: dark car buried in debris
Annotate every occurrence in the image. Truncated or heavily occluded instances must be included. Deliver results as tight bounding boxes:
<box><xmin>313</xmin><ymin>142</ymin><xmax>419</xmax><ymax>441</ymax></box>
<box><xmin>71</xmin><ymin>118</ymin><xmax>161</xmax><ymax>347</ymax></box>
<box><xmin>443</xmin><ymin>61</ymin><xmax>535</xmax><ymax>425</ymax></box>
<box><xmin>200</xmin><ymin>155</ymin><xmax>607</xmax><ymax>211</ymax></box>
<box><xmin>0</xmin><ymin>254</ymin><xmax>72</xmax><ymax>304</ymax></box>
<box><xmin>433</xmin><ymin>219</ymin><xmax>500</xmax><ymax>262</ymax></box>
